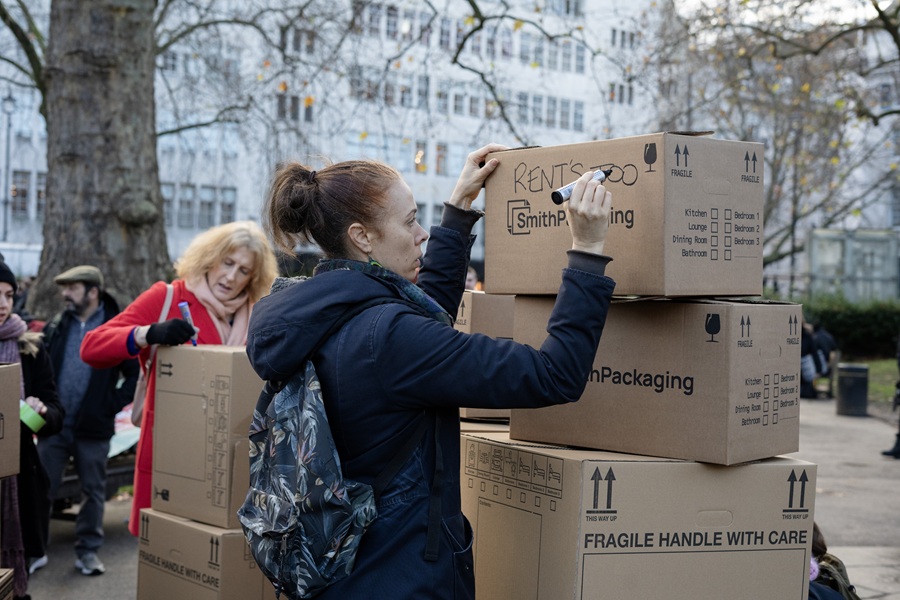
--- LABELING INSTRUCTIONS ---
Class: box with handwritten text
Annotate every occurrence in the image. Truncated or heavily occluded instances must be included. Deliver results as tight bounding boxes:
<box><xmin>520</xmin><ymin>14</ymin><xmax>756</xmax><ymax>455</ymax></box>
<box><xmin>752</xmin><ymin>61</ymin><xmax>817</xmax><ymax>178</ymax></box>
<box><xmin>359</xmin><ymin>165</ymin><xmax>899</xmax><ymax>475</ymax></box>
<box><xmin>483</xmin><ymin>132</ymin><xmax>765</xmax><ymax>296</ymax></box>
<box><xmin>461</xmin><ymin>431</ymin><xmax>815</xmax><ymax>600</ymax></box>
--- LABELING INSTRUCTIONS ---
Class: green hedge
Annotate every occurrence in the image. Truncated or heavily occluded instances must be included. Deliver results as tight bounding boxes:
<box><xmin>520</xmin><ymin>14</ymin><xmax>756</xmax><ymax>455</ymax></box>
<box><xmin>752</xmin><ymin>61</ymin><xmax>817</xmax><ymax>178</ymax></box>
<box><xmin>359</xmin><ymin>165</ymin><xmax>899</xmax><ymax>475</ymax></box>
<box><xmin>802</xmin><ymin>295</ymin><xmax>900</xmax><ymax>360</ymax></box>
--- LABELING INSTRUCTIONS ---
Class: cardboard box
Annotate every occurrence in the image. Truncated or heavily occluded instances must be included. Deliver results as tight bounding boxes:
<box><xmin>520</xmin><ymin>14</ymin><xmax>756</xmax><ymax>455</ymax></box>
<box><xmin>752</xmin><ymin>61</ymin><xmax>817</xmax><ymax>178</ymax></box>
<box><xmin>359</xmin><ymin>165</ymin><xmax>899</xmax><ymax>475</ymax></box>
<box><xmin>152</xmin><ymin>346</ymin><xmax>262</xmax><ymax>529</ymax></box>
<box><xmin>483</xmin><ymin>133</ymin><xmax>765</xmax><ymax>296</ymax></box>
<box><xmin>136</xmin><ymin>508</ymin><xmax>274</xmax><ymax>600</ymax></box>
<box><xmin>461</xmin><ymin>432</ymin><xmax>816</xmax><ymax>600</ymax></box>
<box><xmin>460</xmin><ymin>419</ymin><xmax>509</xmax><ymax>434</ymax></box>
<box><xmin>456</xmin><ymin>291</ymin><xmax>515</xmax><ymax>421</ymax></box>
<box><xmin>0</xmin><ymin>364</ymin><xmax>21</xmax><ymax>478</ymax></box>
<box><xmin>510</xmin><ymin>297</ymin><xmax>801</xmax><ymax>465</ymax></box>
<box><xmin>0</xmin><ymin>568</ymin><xmax>12</xmax><ymax>600</ymax></box>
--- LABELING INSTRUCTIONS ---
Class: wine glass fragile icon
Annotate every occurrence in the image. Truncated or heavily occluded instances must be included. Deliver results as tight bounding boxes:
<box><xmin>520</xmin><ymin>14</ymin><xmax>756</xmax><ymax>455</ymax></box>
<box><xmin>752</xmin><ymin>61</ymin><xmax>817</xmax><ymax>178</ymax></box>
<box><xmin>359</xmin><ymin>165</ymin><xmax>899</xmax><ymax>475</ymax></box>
<box><xmin>705</xmin><ymin>313</ymin><xmax>721</xmax><ymax>342</ymax></box>
<box><xmin>644</xmin><ymin>142</ymin><xmax>657</xmax><ymax>172</ymax></box>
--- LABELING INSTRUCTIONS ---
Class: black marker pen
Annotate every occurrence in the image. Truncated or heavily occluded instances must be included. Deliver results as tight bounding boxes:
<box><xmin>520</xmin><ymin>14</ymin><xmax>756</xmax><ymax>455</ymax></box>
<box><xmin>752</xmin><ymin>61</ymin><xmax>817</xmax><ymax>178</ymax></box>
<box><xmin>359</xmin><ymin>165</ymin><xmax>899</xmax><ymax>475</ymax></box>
<box><xmin>551</xmin><ymin>169</ymin><xmax>613</xmax><ymax>205</ymax></box>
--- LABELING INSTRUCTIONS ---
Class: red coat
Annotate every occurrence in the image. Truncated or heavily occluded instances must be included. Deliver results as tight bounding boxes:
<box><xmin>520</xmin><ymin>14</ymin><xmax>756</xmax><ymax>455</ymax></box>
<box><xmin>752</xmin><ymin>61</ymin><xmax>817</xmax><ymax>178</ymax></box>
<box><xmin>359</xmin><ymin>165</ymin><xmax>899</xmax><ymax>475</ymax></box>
<box><xmin>81</xmin><ymin>280</ymin><xmax>230</xmax><ymax>536</ymax></box>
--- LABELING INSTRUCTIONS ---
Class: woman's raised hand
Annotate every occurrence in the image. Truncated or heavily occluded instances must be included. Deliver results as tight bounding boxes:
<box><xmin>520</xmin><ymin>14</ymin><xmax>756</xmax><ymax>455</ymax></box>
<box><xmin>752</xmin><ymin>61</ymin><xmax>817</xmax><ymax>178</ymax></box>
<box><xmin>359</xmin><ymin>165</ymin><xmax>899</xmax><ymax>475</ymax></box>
<box><xmin>447</xmin><ymin>143</ymin><xmax>509</xmax><ymax>210</ymax></box>
<box><xmin>566</xmin><ymin>170</ymin><xmax>612</xmax><ymax>256</ymax></box>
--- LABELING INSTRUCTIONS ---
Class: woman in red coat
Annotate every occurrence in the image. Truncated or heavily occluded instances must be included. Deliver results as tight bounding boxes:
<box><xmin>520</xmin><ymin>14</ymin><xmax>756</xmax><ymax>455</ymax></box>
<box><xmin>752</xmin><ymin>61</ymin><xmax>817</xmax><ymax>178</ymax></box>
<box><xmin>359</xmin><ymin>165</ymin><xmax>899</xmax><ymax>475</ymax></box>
<box><xmin>81</xmin><ymin>221</ymin><xmax>277</xmax><ymax>535</ymax></box>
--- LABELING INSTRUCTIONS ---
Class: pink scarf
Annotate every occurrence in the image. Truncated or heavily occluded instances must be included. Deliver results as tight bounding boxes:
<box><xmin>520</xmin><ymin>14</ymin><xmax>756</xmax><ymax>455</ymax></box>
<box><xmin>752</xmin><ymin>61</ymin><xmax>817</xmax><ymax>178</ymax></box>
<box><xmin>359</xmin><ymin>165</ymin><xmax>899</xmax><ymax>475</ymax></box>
<box><xmin>185</xmin><ymin>275</ymin><xmax>252</xmax><ymax>346</ymax></box>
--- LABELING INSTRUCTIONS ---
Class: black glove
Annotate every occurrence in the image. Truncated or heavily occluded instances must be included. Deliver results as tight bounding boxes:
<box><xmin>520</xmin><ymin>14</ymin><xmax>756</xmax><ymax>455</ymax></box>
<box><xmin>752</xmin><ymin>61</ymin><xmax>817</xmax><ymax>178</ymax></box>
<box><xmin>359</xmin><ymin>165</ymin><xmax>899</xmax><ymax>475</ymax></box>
<box><xmin>146</xmin><ymin>318</ymin><xmax>196</xmax><ymax>346</ymax></box>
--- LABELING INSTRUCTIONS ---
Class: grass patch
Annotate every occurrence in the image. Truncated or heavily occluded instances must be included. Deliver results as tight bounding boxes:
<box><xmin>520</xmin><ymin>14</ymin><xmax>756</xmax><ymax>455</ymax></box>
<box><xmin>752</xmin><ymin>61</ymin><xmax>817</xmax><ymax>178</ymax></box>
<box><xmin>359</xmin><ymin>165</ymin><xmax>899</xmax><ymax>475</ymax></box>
<box><xmin>864</xmin><ymin>359</ymin><xmax>898</xmax><ymax>409</ymax></box>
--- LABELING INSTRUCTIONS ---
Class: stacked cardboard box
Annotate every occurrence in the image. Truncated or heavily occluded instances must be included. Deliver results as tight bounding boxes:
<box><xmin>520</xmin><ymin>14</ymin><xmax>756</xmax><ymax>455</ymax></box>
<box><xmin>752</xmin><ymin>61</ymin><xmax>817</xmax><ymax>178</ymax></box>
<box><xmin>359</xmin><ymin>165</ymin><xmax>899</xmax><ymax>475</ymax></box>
<box><xmin>455</xmin><ymin>290</ymin><xmax>514</xmax><ymax>423</ymax></box>
<box><xmin>0</xmin><ymin>364</ymin><xmax>22</xmax><ymax>555</ymax></box>
<box><xmin>140</xmin><ymin>346</ymin><xmax>277</xmax><ymax>600</ymax></box>
<box><xmin>0</xmin><ymin>364</ymin><xmax>21</xmax><ymax>479</ymax></box>
<box><xmin>460</xmin><ymin>431</ymin><xmax>816</xmax><ymax>600</ymax></box>
<box><xmin>456</xmin><ymin>133</ymin><xmax>813</xmax><ymax>598</ymax></box>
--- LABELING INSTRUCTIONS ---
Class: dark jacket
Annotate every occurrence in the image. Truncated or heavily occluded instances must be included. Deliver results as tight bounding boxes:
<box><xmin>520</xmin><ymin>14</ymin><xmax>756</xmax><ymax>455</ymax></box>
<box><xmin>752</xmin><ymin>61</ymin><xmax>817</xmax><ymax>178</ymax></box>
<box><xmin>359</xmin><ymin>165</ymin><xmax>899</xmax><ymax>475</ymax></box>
<box><xmin>43</xmin><ymin>291</ymin><xmax>139</xmax><ymax>440</ymax></box>
<box><xmin>247</xmin><ymin>206</ymin><xmax>616</xmax><ymax>599</ymax></box>
<box><xmin>17</xmin><ymin>335</ymin><xmax>64</xmax><ymax>559</ymax></box>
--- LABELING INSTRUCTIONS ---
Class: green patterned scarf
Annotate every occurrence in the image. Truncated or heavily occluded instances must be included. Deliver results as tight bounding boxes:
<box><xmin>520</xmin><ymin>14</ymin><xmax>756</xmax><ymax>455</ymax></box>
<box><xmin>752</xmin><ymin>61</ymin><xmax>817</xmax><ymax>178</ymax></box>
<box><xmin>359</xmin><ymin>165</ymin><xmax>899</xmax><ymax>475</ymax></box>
<box><xmin>314</xmin><ymin>258</ymin><xmax>452</xmax><ymax>326</ymax></box>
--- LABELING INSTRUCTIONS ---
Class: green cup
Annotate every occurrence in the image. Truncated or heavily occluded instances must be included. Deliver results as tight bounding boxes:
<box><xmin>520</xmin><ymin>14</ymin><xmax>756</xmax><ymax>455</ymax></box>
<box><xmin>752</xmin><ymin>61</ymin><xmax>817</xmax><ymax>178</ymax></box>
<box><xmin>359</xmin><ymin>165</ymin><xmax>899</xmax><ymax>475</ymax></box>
<box><xmin>20</xmin><ymin>400</ymin><xmax>46</xmax><ymax>433</ymax></box>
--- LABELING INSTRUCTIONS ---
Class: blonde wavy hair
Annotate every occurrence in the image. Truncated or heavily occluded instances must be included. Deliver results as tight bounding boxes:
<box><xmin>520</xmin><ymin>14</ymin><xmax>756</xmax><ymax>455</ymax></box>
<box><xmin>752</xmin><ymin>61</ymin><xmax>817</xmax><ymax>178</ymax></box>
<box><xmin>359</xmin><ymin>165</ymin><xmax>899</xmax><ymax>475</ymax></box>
<box><xmin>174</xmin><ymin>221</ymin><xmax>277</xmax><ymax>303</ymax></box>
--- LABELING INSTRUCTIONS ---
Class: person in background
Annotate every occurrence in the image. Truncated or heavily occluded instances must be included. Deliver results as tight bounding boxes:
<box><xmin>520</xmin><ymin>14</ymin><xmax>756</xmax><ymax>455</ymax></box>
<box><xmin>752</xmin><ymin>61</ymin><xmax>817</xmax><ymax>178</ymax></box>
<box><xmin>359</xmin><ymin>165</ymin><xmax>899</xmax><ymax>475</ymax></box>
<box><xmin>464</xmin><ymin>266</ymin><xmax>479</xmax><ymax>291</ymax></box>
<box><xmin>800</xmin><ymin>320</ymin><xmax>825</xmax><ymax>399</ymax></box>
<box><xmin>80</xmin><ymin>221</ymin><xmax>277</xmax><ymax>535</ymax></box>
<box><xmin>38</xmin><ymin>266</ymin><xmax>140</xmax><ymax>576</ymax></box>
<box><xmin>882</xmin><ymin>336</ymin><xmax>900</xmax><ymax>458</ymax></box>
<box><xmin>0</xmin><ymin>261</ymin><xmax>64</xmax><ymax>600</ymax></box>
<box><xmin>813</xmin><ymin>322</ymin><xmax>839</xmax><ymax>398</ymax></box>
<box><xmin>247</xmin><ymin>145</ymin><xmax>615</xmax><ymax>598</ymax></box>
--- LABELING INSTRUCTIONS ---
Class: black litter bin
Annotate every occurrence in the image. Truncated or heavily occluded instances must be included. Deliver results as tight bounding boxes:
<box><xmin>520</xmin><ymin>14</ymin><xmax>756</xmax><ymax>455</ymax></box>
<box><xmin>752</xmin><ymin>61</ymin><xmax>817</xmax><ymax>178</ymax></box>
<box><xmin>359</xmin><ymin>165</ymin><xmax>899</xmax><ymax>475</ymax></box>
<box><xmin>836</xmin><ymin>363</ymin><xmax>868</xmax><ymax>416</ymax></box>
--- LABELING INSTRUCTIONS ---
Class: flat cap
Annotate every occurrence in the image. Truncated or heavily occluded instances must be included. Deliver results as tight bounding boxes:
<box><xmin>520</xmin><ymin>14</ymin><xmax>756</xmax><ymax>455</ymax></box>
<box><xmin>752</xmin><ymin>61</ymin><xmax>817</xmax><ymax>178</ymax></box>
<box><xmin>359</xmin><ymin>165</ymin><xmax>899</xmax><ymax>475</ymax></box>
<box><xmin>54</xmin><ymin>265</ymin><xmax>104</xmax><ymax>288</ymax></box>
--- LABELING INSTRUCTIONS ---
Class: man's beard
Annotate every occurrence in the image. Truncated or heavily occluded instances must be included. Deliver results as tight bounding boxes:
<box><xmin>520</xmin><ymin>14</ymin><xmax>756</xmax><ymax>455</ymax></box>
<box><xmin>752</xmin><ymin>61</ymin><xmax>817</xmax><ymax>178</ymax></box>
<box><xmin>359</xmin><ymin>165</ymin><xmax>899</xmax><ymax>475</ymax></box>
<box><xmin>65</xmin><ymin>298</ymin><xmax>88</xmax><ymax>317</ymax></box>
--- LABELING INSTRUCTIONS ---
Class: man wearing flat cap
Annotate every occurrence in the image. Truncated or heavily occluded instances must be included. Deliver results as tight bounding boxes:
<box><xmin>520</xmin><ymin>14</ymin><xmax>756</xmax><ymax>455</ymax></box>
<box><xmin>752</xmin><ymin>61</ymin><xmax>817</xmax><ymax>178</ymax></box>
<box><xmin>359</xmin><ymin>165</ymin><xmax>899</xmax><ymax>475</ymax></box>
<box><xmin>38</xmin><ymin>265</ymin><xmax>139</xmax><ymax>576</ymax></box>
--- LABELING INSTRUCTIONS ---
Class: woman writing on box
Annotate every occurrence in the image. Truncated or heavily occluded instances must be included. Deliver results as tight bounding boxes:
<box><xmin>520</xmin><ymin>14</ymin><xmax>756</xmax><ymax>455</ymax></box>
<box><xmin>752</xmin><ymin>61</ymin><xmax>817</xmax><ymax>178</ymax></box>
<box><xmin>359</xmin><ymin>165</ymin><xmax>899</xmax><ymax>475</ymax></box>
<box><xmin>245</xmin><ymin>144</ymin><xmax>616</xmax><ymax>598</ymax></box>
<box><xmin>80</xmin><ymin>221</ymin><xmax>277</xmax><ymax>536</ymax></box>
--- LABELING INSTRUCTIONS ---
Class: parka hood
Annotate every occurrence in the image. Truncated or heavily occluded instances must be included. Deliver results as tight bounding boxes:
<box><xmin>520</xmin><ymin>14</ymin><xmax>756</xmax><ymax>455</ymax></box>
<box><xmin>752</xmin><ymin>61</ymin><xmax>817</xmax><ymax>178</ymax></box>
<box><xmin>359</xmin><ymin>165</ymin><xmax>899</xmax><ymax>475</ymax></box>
<box><xmin>246</xmin><ymin>269</ymin><xmax>403</xmax><ymax>382</ymax></box>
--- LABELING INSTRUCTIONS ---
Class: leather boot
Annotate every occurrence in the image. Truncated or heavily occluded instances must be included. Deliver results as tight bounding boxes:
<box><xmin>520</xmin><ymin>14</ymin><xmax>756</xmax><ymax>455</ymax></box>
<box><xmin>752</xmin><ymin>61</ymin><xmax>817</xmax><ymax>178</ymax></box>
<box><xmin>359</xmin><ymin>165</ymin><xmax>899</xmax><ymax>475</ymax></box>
<box><xmin>882</xmin><ymin>433</ymin><xmax>900</xmax><ymax>458</ymax></box>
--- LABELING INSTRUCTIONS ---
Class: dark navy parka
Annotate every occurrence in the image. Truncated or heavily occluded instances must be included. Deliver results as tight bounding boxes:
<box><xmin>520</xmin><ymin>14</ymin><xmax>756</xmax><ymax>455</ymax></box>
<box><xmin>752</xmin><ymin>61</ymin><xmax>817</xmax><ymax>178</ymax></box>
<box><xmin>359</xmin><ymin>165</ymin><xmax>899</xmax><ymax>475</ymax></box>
<box><xmin>246</xmin><ymin>205</ymin><xmax>616</xmax><ymax>599</ymax></box>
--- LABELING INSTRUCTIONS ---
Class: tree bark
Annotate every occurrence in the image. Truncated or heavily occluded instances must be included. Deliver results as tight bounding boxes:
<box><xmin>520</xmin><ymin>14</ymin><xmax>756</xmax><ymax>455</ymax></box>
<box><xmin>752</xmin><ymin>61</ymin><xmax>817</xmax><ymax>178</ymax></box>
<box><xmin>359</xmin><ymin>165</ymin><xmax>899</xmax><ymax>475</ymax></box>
<box><xmin>31</xmin><ymin>0</ymin><xmax>170</xmax><ymax>319</ymax></box>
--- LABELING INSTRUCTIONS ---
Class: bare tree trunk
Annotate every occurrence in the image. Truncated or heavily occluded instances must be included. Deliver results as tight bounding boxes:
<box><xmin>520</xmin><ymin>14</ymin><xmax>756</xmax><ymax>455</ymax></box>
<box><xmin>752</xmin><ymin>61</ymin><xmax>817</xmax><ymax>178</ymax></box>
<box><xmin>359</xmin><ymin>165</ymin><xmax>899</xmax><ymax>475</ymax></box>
<box><xmin>31</xmin><ymin>0</ymin><xmax>170</xmax><ymax>319</ymax></box>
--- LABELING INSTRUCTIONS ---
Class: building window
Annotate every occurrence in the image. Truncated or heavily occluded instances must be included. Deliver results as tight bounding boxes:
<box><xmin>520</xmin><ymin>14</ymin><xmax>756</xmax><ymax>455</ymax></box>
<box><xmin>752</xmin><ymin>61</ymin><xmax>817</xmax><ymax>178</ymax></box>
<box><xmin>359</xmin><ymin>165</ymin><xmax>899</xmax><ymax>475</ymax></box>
<box><xmin>532</xmin><ymin>95</ymin><xmax>543</xmax><ymax>126</ymax></box>
<box><xmin>573</xmin><ymin>101</ymin><xmax>584</xmax><ymax>132</ymax></box>
<box><xmin>520</xmin><ymin>32</ymin><xmax>531</xmax><ymax>64</ymax></box>
<box><xmin>220</xmin><ymin>187</ymin><xmax>236</xmax><ymax>223</ymax></box>
<box><xmin>611</xmin><ymin>28</ymin><xmax>617</xmax><ymax>47</ymax></box>
<box><xmin>437</xmin><ymin>82</ymin><xmax>449</xmax><ymax>114</ymax></box>
<box><xmin>160</xmin><ymin>51</ymin><xmax>177</xmax><ymax>71</ymax></box>
<box><xmin>178</xmin><ymin>185</ymin><xmax>195</xmax><ymax>229</ymax></box>
<box><xmin>161</xmin><ymin>183</ymin><xmax>174</xmax><ymax>227</ymax></box>
<box><xmin>453</xmin><ymin>92</ymin><xmax>465</xmax><ymax>115</ymax></box>
<box><xmin>619</xmin><ymin>84</ymin><xmax>625</xmax><ymax>104</ymax></box>
<box><xmin>881</xmin><ymin>83</ymin><xmax>893</xmax><ymax>108</ymax></box>
<box><xmin>486</xmin><ymin>26</ymin><xmax>496</xmax><ymax>59</ymax></box>
<box><xmin>501</xmin><ymin>28</ymin><xmax>512</xmax><ymax>59</ymax></box>
<box><xmin>440</xmin><ymin>17</ymin><xmax>451</xmax><ymax>49</ymax></box>
<box><xmin>609</xmin><ymin>82</ymin><xmax>616</xmax><ymax>102</ymax></box>
<box><xmin>400</xmin><ymin>78</ymin><xmax>413</xmax><ymax>108</ymax></box>
<box><xmin>432</xmin><ymin>203</ymin><xmax>443</xmax><ymax>226</ymax></box>
<box><xmin>384</xmin><ymin>78</ymin><xmax>396</xmax><ymax>106</ymax></box>
<box><xmin>561</xmin><ymin>41</ymin><xmax>572</xmax><ymax>72</ymax></box>
<box><xmin>629</xmin><ymin>32</ymin><xmax>636</xmax><ymax>49</ymax></box>
<box><xmin>304</xmin><ymin>101</ymin><xmax>313</xmax><ymax>123</ymax></box>
<box><xmin>415</xmin><ymin>140</ymin><xmax>427</xmax><ymax>173</ymax></box>
<box><xmin>436</xmin><ymin>142</ymin><xmax>448</xmax><ymax>176</ymax></box>
<box><xmin>36</xmin><ymin>172</ymin><xmax>46</xmax><ymax>220</ymax></box>
<box><xmin>11</xmin><ymin>171</ymin><xmax>28</xmax><ymax>219</ymax></box>
<box><xmin>517</xmin><ymin>92</ymin><xmax>529</xmax><ymax>123</ymax></box>
<box><xmin>199</xmin><ymin>186</ymin><xmax>216</xmax><ymax>229</ymax></box>
<box><xmin>548</xmin><ymin>40</ymin><xmax>559</xmax><ymax>70</ymax></box>
<box><xmin>628</xmin><ymin>84</ymin><xmax>634</xmax><ymax>105</ymax></box>
<box><xmin>455</xmin><ymin>19</ymin><xmax>466</xmax><ymax>48</ymax></box>
<box><xmin>417</xmin><ymin>75</ymin><xmax>429</xmax><ymax>109</ymax></box>
<box><xmin>367</xmin><ymin>3</ymin><xmax>382</xmax><ymax>37</ymax></box>
<box><xmin>533</xmin><ymin>36</ymin><xmax>544</xmax><ymax>67</ymax></box>
<box><xmin>401</xmin><ymin>9</ymin><xmax>415</xmax><ymax>41</ymax></box>
<box><xmin>419</xmin><ymin>12</ymin><xmax>431</xmax><ymax>46</ymax></box>
<box><xmin>277</xmin><ymin>94</ymin><xmax>301</xmax><ymax>121</ymax></box>
<box><xmin>560</xmin><ymin>99</ymin><xmax>570</xmax><ymax>130</ymax></box>
<box><xmin>469</xmin><ymin>95</ymin><xmax>480</xmax><ymax>118</ymax></box>
<box><xmin>471</xmin><ymin>30</ymin><xmax>482</xmax><ymax>56</ymax></box>
<box><xmin>575</xmin><ymin>44</ymin><xmax>586</xmax><ymax>74</ymax></box>
<box><xmin>547</xmin><ymin>96</ymin><xmax>557</xmax><ymax>128</ymax></box>
<box><xmin>386</xmin><ymin>5</ymin><xmax>398</xmax><ymax>39</ymax></box>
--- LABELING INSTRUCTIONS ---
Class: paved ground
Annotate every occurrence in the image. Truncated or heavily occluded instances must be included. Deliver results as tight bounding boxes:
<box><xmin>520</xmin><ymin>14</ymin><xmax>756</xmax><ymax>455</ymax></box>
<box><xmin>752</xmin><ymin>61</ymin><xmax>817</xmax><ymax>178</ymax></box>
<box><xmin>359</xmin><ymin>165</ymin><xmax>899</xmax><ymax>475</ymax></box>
<box><xmin>25</xmin><ymin>397</ymin><xmax>900</xmax><ymax>599</ymax></box>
